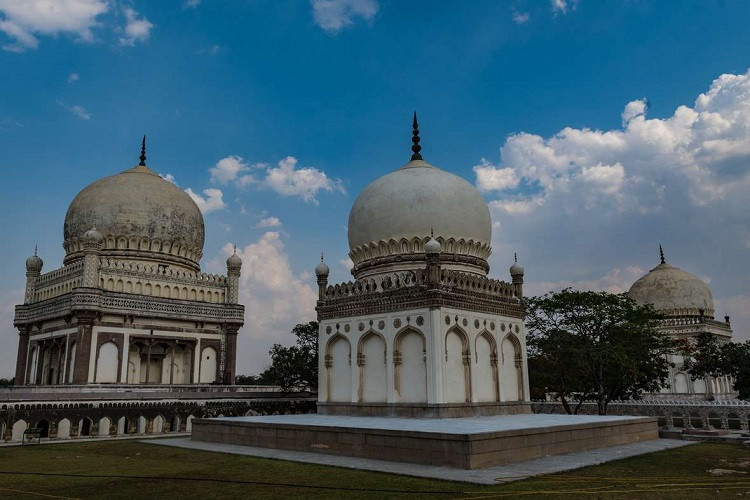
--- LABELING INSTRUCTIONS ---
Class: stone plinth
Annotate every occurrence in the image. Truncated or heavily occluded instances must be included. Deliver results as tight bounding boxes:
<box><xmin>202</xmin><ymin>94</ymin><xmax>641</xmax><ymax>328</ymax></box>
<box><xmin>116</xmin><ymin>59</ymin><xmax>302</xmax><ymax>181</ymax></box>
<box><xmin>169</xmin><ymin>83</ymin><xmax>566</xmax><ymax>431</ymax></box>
<box><xmin>191</xmin><ymin>414</ymin><xmax>659</xmax><ymax>469</ymax></box>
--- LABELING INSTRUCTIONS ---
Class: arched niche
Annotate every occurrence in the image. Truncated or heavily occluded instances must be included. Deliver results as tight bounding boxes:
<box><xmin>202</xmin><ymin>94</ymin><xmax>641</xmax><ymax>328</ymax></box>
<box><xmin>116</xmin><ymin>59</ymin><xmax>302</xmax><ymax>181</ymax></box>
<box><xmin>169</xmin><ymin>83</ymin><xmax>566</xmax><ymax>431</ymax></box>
<box><xmin>325</xmin><ymin>334</ymin><xmax>352</xmax><ymax>402</ymax></box>
<box><xmin>474</xmin><ymin>331</ymin><xmax>499</xmax><ymax>402</ymax></box>
<box><xmin>95</xmin><ymin>342</ymin><xmax>119</xmax><ymax>383</ymax></box>
<box><xmin>499</xmin><ymin>333</ymin><xmax>523</xmax><ymax>402</ymax></box>
<box><xmin>357</xmin><ymin>331</ymin><xmax>387</xmax><ymax>403</ymax></box>
<box><xmin>444</xmin><ymin>327</ymin><xmax>471</xmax><ymax>403</ymax></box>
<box><xmin>393</xmin><ymin>327</ymin><xmax>427</xmax><ymax>403</ymax></box>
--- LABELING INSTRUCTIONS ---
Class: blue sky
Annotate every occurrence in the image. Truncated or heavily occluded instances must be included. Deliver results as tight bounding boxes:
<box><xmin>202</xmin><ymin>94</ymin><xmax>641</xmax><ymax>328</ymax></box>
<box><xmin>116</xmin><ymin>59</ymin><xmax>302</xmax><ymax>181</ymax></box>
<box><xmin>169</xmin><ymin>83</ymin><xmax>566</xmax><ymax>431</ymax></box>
<box><xmin>1</xmin><ymin>0</ymin><xmax>750</xmax><ymax>376</ymax></box>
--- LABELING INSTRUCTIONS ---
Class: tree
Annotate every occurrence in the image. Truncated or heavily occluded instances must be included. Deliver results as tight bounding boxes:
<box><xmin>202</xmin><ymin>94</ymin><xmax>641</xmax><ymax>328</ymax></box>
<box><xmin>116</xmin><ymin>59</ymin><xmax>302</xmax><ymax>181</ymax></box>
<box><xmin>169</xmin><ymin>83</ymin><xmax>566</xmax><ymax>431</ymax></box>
<box><xmin>685</xmin><ymin>332</ymin><xmax>750</xmax><ymax>399</ymax></box>
<box><xmin>257</xmin><ymin>321</ymin><xmax>319</xmax><ymax>392</ymax></box>
<box><xmin>526</xmin><ymin>289</ymin><xmax>677</xmax><ymax>415</ymax></box>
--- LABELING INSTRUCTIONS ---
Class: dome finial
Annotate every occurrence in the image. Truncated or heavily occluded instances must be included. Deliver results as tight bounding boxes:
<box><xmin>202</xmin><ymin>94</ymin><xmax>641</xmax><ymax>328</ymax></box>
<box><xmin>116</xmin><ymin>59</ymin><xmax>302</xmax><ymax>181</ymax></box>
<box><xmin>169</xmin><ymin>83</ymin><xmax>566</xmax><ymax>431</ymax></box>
<box><xmin>410</xmin><ymin>111</ymin><xmax>423</xmax><ymax>161</ymax></box>
<box><xmin>659</xmin><ymin>244</ymin><xmax>665</xmax><ymax>264</ymax></box>
<box><xmin>34</xmin><ymin>244</ymin><xmax>37</xmax><ymax>256</ymax></box>
<box><xmin>139</xmin><ymin>135</ymin><xmax>147</xmax><ymax>166</ymax></box>
<box><xmin>321</xmin><ymin>252</ymin><xmax>324</xmax><ymax>262</ymax></box>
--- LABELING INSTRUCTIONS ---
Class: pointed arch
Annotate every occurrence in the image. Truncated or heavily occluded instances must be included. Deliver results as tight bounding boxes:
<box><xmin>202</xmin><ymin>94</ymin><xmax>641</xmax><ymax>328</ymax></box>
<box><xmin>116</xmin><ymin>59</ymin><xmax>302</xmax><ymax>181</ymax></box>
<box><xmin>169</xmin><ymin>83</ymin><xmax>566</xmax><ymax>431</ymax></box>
<box><xmin>357</xmin><ymin>330</ymin><xmax>387</xmax><ymax>403</ymax></box>
<box><xmin>325</xmin><ymin>334</ymin><xmax>351</xmax><ymax>402</ymax></box>
<box><xmin>393</xmin><ymin>327</ymin><xmax>427</xmax><ymax>403</ymax></box>
<box><xmin>474</xmin><ymin>330</ymin><xmax>499</xmax><ymax>402</ymax></box>
<box><xmin>499</xmin><ymin>333</ymin><xmax>524</xmax><ymax>402</ymax></box>
<box><xmin>444</xmin><ymin>326</ymin><xmax>471</xmax><ymax>403</ymax></box>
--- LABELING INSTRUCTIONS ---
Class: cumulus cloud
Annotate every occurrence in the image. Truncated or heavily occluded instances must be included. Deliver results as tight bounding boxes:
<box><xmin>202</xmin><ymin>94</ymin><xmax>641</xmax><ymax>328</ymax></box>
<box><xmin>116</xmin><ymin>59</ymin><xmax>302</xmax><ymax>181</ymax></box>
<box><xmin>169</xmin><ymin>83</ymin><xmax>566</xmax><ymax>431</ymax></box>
<box><xmin>210</xmin><ymin>155</ymin><xmax>251</xmax><ymax>184</ymax></box>
<box><xmin>119</xmin><ymin>6</ymin><xmax>152</xmax><ymax>46</ymax></box>
<box><xmin>57</xmin><ymin>100</ymin><xmax>91</xmax><ymax>120</ymax></box>
<box><xmin>67</xmin><ymin>72</ymin><xmax>80</xmax><ymax>83</ymax></box>
<box><xmin>474</xmin><ymin>159</ymin><xmax>519</xmax><ymax>192</ymax></box>
<box><xmin>255</xmin><ymin>216</ymin><xmax>282</xmax><ymax>228</ymax></box>
<box><xmin>0</xmin><ymin>0</ymin><xmax>108</xmax><ymax>52</ymax></box>
<box><xmin>159</xmin><ymin>173</ymin><xmax>178</xmax><ymax>185</ymax></box>
<box><xmin>263</xmin><ymin>156</ymin><xmax>345</xmax><ymax>204</ymax></box>
<box><xmin>482</xmin><ymin>69</ymin><xmax>750</xmax><ymax>338</ymax></box>
<box><xmin>214</xmin><ymin>233</ymin><xmax>318</xmax><ymax>374</ymax></box>
<box><xmin>311</xmin><ymin>0</ymin><xmax>378</xmax><ymax>33</ymax></box>
<box><xmin>551</xmin><ymin>0</ymin><xmax>577</xmax><ymax>14</ymax></box>
<box><xmin>185</xmin><ymin>187</ymin><xmax>225</xmax><ymax>214</ymax></box>
<box><xmin>184</xmin><ymin>0</ymin><xmax>200</xmax><ymax>8</ymax></box>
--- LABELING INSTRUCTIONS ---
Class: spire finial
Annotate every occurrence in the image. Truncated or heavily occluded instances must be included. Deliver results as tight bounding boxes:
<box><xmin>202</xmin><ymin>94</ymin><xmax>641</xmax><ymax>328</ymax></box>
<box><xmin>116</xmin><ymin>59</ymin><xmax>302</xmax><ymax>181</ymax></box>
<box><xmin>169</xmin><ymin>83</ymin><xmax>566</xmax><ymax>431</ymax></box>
<box><xmin>320</xmin><ymin>252</ymin><xmax>324</xmax><ymax>262</ymax></box>
<box><xmin>514</xmin><ymin>252</ymin><xmax>517</xmax><ymax>263</ymax></box>
<box><xmin>34</xmin><ymin>244</ymin><xmax>37</xmax><ymax>256</ymax></box>
<box><xmin>410</xmin><ymin>111</ymin><xmax>423</xmax><ymax>161</ymax></box>
<box><xmin>430</xmin><ymin>227</ymin><xmax>434</xmax><ymax>238</ymax></box>
<box><xmin>139</xmin><ymin>135</ymin><xmax>147</xmax><ymax>166</ymax></box>
<box><xmin>233</xmin><ymin>244</ymin><xmax>237</xmax><ymax>254</ymax></box>
<box><xmin>659</xmin><ymin>244</ymin><xmax>665</xmax><ymax>264</ymax></box>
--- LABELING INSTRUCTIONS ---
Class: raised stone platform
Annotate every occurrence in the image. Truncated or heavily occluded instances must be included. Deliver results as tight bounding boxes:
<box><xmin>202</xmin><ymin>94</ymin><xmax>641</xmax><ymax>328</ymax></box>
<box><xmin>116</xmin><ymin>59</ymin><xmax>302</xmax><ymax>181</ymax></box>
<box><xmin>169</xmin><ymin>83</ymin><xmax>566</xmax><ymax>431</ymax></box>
<box><xmin>191</xmin><ymin>414</ymin><xmax>659</xmax><ymax>469</ymax></box>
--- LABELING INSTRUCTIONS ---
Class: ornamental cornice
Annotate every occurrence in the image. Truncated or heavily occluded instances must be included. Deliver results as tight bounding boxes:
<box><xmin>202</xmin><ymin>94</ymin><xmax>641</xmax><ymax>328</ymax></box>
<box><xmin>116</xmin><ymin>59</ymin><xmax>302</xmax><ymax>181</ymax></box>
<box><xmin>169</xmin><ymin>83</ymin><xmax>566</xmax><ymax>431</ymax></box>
<box><xmin>349</xmin><ymin>236</ymin><xmax>491</xmax><ymax>271</ymax></box>
<box><xmin>14</xmin><ymin>288</ymin><xmax>244</xmax><ymax>327</ymax></box>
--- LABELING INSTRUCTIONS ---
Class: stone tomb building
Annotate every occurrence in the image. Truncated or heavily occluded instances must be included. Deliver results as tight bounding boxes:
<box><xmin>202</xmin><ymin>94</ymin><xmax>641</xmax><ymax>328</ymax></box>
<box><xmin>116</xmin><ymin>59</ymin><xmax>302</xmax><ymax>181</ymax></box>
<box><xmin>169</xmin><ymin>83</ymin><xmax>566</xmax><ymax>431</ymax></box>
<box><xmin>13</xmin><ymin>140</ymin><xmax>244</xmax><ymax>386</ymax></box>
<box><xmin>628</xmin><ymin>248</ymin><xmax>735</xmax><ymax>400</ymax></box>
<box><xmin>314</xmin><ymin>118</ymin><xmax>529</xmax><ymax>417</ymax></box>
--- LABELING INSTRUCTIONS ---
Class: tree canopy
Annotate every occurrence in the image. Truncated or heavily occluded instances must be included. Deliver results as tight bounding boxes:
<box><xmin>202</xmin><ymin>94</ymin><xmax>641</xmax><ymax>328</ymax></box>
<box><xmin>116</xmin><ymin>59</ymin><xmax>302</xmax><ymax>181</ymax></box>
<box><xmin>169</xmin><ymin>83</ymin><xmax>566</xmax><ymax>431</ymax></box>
<box><xmin>685</xmin><ymin>332</ymin><xmax>750</xmax><ymax>399</ymax></box>
<box><xmin>526</xmin><ymin>289</ymin><xmax>677</xmax><ymax>415</ymax></box>
<box><xmin>251</xmin><ymin>321</ymin><xmax>319</xmax><ymax>392</ymax></box>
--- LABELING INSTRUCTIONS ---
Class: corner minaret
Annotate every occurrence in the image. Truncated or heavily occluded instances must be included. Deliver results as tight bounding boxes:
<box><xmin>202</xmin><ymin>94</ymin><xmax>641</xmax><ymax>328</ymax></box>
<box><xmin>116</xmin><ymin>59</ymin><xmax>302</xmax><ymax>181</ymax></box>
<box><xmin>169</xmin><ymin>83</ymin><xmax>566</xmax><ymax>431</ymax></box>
<box><xmin>315</xmin><ymin>254</ymin><xmax>330</xmax><ymax>301</ymax></box>
<box><xmin>510</xmin><ymin>252</ymin><xmax>525</xmax><ymax>299</ymax></box>
<box><xmin>226</xmin><ymin>246</ymin><xmax>242</xmax><ymax>305</ymax></box>
<box><xmin>24</xmin><ymin>246</ymin><xmax>43</xmax><ymax>304</ymax></box>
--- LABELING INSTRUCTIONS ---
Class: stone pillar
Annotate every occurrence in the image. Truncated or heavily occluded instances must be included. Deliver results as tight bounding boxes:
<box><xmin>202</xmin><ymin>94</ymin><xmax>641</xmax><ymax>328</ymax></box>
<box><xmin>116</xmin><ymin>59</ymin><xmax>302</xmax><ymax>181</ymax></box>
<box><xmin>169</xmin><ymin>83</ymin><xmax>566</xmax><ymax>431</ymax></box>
<box><xmin>223</xmin><ymin>326</ymin><xmax>239</xmax><ymax>384</ymax></box>
<box><xmin>426</xmin><ymin>253</ymin><xmax>441</xmax><ymax>288</ymax></box>
<box><xmin>226</xmin><ymin>251</ymin><xmax>242</xmax><ymax>304</ymax></box>
<box><xmin>24</xmin><ymin>250</ymin><xmax>43</xmax><ymax>304</ymax></box>
<box><xmin>81</xmin><ymin>228</ymin><xmax>102</xmax><ymax>288</ymax></box>
<box><xmin>14</xmin><ymin>328</ymin><xmax>30</xmax><ymax>385</ymax></box>
<box><xmin>72</xmin><ymin>311</ymin><xmax>97</xmax><ymax>384</ymax></box>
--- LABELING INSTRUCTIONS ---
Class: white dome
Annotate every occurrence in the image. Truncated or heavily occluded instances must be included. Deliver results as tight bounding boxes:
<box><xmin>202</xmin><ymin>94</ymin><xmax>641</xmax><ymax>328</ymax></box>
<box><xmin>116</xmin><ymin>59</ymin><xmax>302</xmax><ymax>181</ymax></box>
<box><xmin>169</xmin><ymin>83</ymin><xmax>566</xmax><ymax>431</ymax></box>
<box><xmin>64</xmin><ymin>163</ymin><xmax>205</xmax><ymax>271</ymax></box>
<box><xmin>628</xmin><ymin>262</ymin><xmax>714</xmax><ymax>317</ymax></box>
<box><xmin>348</xmin><ymin>159</ymin><xmax>492</xmax><ymax>278</ymax></box>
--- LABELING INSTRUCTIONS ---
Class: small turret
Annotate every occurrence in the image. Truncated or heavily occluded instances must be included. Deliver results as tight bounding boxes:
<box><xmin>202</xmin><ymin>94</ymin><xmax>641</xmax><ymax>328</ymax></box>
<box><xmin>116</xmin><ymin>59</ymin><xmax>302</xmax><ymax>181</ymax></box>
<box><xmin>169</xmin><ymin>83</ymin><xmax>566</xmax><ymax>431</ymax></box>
<box><xmin>24</xmin><ymin>246</ymin><xmax>43</xmax><ymax>303</ymax></box>
<box><xmin>81</xmin><ymin>227</ymin><xmax>103</xmax><ymax>288</ymax></box>
<box><xmin>226</xmin><ymin>246</ymin><xmax>242</xmax><ymax>304</ymax></box>
<box><xmin>510</xmin><ymin>252</ymin><xmax>524</xmax><ymax>299</ymax></box>
<box><xmin>316</xmin><ymin>254</ymin><xmax>329</xmax><ymax>300</ymax></box>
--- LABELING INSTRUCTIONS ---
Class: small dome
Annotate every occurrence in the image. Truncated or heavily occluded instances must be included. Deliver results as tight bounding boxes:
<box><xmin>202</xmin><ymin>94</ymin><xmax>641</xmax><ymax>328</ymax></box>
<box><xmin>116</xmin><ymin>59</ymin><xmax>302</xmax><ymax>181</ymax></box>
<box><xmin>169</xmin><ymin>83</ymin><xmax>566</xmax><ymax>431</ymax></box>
<box><xmin>26</xmin><ymin>251</ymin><xmax>43</xmax><ymax>271</ymax></box>
<box><xmin>424</xmin><ymin>236</ymin><xmax>442</xmax><ymax>254</ymax></box>
<box><xmin>83</xmin><ymin>227</ymin><xmax>103</xmax><ymax>243</ymax></box>
<box><xmin>628</xmin><ymin>261</ymin><xmax>714</xmax><ymax>317</ymax></box>
<box><xmin>348</xmin><ymin>159</ymin><xmax>492</xmax><ymax>277</ymax></box>
<box><xmin>510</xmin><ymin>262</ymin><xmax>524</xmax><ymax>276</ymax></box>
<box><xmin>227</xmin><ymin>251</ymin><xmax>242</xmax><ymax>267</ymax></box>
<box><xmin>315</xmin><ymin>257</ymin><xmax>330</xmax><ymax>277</ymax></box>
<box><xmin>64</xmin><ymin>163</ymin><xmax>205</xmax><ymax>271</ymax></box>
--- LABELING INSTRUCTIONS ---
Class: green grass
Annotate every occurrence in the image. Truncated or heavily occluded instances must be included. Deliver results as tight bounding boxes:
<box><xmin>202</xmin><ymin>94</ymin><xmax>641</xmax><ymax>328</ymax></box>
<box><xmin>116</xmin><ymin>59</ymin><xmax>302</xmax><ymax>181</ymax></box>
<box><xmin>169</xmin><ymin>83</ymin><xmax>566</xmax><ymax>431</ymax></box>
<box><xmin>0</xmin><ymin>440</ymin><xmax>749</xmax><ymax>499</ymax></box>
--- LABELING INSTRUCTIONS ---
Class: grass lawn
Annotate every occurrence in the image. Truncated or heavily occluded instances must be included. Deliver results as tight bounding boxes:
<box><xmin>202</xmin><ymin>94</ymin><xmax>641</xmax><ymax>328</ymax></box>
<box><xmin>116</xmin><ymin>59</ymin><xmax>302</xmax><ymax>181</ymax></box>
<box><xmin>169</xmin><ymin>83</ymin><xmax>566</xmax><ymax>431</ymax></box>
<box><xmin>0</xmin><ymin>440</ymin><xmax>749</xmax><ymax>499</ymax></box>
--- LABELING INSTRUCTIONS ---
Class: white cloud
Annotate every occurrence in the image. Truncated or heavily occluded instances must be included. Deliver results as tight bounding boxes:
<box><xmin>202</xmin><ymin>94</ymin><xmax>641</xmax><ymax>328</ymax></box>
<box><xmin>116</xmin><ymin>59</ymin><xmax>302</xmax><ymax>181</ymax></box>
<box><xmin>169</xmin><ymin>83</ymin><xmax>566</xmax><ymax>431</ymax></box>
<box><xmin>185</xmin><ymin>187</ymin><xmax>225</xmax><ymax>214</ymax></box>
<box><xmin>474</xmin><ymin>159</ymin><xmax>519</xmax><ymax>192</ymax></box>
<box><xmin>184</xmin><ymin>0</ymin><xmax>200</xmax><ymax>8</ymax></box>
<box><xmin>256</xmin><ymin>216</ymin><xmax>282</xmax><ymax>228</ymax></box>
<box><xmin>511</xmin><ymin>8</ymin><xmax>529</xmax><ymax>25</ymax></box>
<box><xmin>551</xmin><ymin>0</ymin><xmax>577</xmax><ymax>14</ymax></box>
<box><xmin>0</xmin><ymin>0</ymin><xmax>108</xmax><ymax>52</ymax></box>
<box><xmin>215</xmin><ymin>233</ymin><xmax>318</xmax><ymax>374</ymax></box>
<box><xmin>311</xmin><ymin>0</ymin><xmax>378</xmax><ymax>33</ymax></box>
<box><xmin>263</xmin><ymin>156</ymin><xmax>345</xmax><ymax>204</ymax></box>
<box><xmin>340</xmin><ymin>257</ymin><xmax>353</xmax><ymax>271</ymax></box>
<box><xmin>57</xmin><ymin>100</ymin><xmax>91</xmax><ymax>120</ymax></box>
<box><xmin>160</xmin><ymin>173</ymin><xmax>178</xmax><ymax>185</ymax></box>
<box><xmin>196</xmin><ymin>44</ymin><xmax>221</xmax><ymax>55</ymax></box>
<box><xmin>119</xmin><ymin>6</ymin><xmax>152</xmax><ymax>46</ymax></box>
<box><xmin>210</xmin><ymin>155</ymin><xmax>251</xmax><ymax>184</ymax></box>
<box><xmin>482</xmin><ymin>69</ymin><xmax>750</xmax><ymax>339</ymax></box>
<box><xmin>67</xmin><ymin>72</ymin><xmax>80</xmax><ymax>83</ymax></box>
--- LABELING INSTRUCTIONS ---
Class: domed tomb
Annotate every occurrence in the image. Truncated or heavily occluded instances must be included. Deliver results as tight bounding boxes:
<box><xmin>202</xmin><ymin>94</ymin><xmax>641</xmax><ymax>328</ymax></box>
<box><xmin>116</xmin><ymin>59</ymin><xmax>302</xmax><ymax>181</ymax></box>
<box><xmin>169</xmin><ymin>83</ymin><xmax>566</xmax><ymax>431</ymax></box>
<box><xmin>348</xmin><ymin>118</ymin><xmax>492</xmax><ymax>278</ymax></box>
<box><xmin>628</xmin><ymin>248</ymin><xmax>714</xmax><ymax>318</ymax></box>
<box><xmin>63</xmin><ymin>140</ymin><xmax>205</xmax><ymax>271</ymax></box>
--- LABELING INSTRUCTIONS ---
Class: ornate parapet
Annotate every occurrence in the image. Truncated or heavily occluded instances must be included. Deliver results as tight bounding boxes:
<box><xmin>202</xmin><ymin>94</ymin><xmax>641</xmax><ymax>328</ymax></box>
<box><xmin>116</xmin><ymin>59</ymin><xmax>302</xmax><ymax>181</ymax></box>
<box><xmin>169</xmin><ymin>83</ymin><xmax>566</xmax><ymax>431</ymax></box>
<box><xmin>317</xmin><ymin>268</ymin><xmax>523</xmax><ymax>320</ymax></box>
<box><xmin>33</xmin><ymin>261</ymin><xmax>85</xmax><ymax>303</ymax></box>
<box><xmin>14</xmin><ymin>288</ymin><xmax>244</xmax><ymax>327</ymax></box>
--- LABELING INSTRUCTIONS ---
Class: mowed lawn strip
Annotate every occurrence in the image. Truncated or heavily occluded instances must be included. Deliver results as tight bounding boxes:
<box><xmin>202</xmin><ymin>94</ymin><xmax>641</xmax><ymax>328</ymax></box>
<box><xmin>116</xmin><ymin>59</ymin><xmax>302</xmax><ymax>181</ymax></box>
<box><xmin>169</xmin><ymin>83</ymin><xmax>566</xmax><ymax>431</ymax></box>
<box><xmin>0</xmin><ymin>441</ymin><xmax>749</xmax><ymax>499</ymax></box>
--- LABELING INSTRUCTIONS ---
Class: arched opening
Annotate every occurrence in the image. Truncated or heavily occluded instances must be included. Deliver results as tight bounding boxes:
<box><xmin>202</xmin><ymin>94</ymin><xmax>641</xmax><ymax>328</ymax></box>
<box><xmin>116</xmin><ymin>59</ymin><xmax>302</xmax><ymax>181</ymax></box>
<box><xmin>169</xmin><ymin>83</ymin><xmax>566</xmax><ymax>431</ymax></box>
<box><xmin>153</xmin><ymin>415</ymin><xmax>164</xmax><ymax>433</ymax></box>
<box><xmin>170</xmin><ymin>415</ymin><xmax>180</xmax><ymax>432</ymax></box>
<box><xmin>357</xmin><ymin>332</ymin><xmax>387</xmax><ymax>403</ymax></box>
<box><xmin>137</xmin><ymin>416</ymin><xmax>146</xmax><ymax>434</ymax></box>
<box><xmin>36</xmin><ymin>419</ymin><xmax>49</xmax><ymax>438</ymax></box>
<box><xmin>394</xmin><ymin>328</ymin><xmax>427</xmax><ymax>403</ymax></box>
<box><xmin>444</xmin><ymin>328</ymin><xmax>470</xmax><ymax>403</ymax></box>
<box><xmin>326</xmin><ymin>335</ymin><xmax>351</xmax><ymax>402</ymax></box>
<box><xmin>118</xmin><ymin>416</ymin><xmax>130</xmax><ymax>435</ymax></box>
<box><xmin>12</xmin><ymin>420</ymin><xmax>27</xmax><ymax>442</ymax></box>
<box><xmin>79</xmin><ymin>417</ymin><xmax>92</xmax><ymax>437</ymax></box>
<box><xmin>674</xmin><ymin>373</ymin><xmax>689</xmax><ymax>394</ymax></box>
